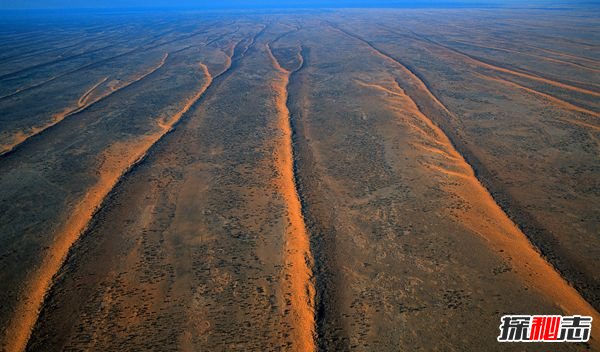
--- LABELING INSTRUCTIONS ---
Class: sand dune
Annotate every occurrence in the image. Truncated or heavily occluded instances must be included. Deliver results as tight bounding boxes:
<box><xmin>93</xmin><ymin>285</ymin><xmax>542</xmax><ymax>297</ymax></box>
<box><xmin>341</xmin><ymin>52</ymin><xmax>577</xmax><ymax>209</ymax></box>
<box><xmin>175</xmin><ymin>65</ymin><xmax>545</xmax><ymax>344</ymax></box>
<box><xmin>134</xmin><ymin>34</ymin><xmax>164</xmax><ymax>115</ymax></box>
<box><xmin>476</xmin><ymin>73</ymin><xmax>600</xmax><ymax>126</ymax></box>
<box><xmin>2</xmin><ymin>54</ymin><xmax>211</xmax><ymax>352</ymax></box>
<box><xmin>478</xmin><ymin>73</ymin><xmax>599</xmax><ymax>117</ymax></box>
<box><xmin>0</xmin><ymin>75</ymin><xmax>60</xmax><ymax>101</ymax></box>
<box><xmin>328</xmin><ymin>23</ymin><xmax>459</xmax><ymax>124</ymax></box>
<box><xmin>0</xmin><ymin>24</ymin><xmax>213</xmax><ymax>101</ymax></box>
<box><xmin>2</xmin><ymin>10</ymin><xmax>598</xmax><ymax>352</ymax></box>
<box><xmin>77</xmin><ymin>77</ymin><xmax>108</xmax><ymax>106</ymax></box>
<box><xmin>267</xmin><ymin>41</ymin><xmax>316</xmax><ymax>352</ymax></box>
<box><xmin>415</xmin><ymin>34</ymin><xmax>600</xmax><ymax>98</ymax></box>
<box><xmin>0</xmin><ymin>45</ymin><xmax>114</xmax><ymax>82</ymax></box>
<box><xmin>329</xmin><ymin>21</ymin><xmax>600</xmax><ymax>331</ymax></box>
<box><xmin>531</xmin><ymin>45</ymin><xmax>600</xmax><ymax>67</ymax></box>
<box><xmin>360</xmin><ymin>77</ymin><xmax>600</xmax><ymax>349</ymax></box>
<box><xmin>447</xmin><ymin>39</ymin><xmax>600</xmax><ymax>74</ymax></box>
<box><xmin>0</xmin><ymin>53</ymin><xmax>168</xmax><ymax>157</ymax></box>
<box><xmin>364</xmin><ymin>80</ymin><xmax>464</xmax><ymax>164</ymax></box>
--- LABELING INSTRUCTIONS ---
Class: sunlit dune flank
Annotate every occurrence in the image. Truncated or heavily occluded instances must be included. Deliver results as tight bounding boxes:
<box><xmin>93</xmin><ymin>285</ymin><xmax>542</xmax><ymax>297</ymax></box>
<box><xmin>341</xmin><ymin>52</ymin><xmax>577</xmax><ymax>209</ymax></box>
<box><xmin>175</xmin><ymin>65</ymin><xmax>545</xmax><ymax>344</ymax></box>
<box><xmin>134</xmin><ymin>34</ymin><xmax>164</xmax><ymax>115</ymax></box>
<box><xmin>329</xmin><ymin>24</ymin><xmax>461</xmax><ymax>129</ymax></box>
<box><xmin>423</xmin><ymin>38</ymin><xmax>600</xmax><ymax>98</ymax></box>
<box><xmin>267</xmin><ymin>42</ymin><xmax>316</xmax><ymax>352</ymax></box>
<box><xmin>78</xmin><ymin>76</ymin><xmax>108</xmax><ymax>106</ymax></box>
<box><xmin>360</xmin><ymin>78</ymin><xmax>600</xmax><ymax>349</ymax></box>
<box><xmin>2</xmin><ymin>57</ymin><xmax>212</xmax><ymax>352</ymax></box>
<box><xmin>531</xmin><ymin>45</ymin><xmax>600</xmax><ymax>67</ymax></box>
<box><xmin>423</xmin><ymin>162</ymin><xmax>470</xmax><ymax>178</ymax></box>
<box><xmin>411</xmin><ymin>141</ymin><xmax>460</xmax><ymax>160</ymax></box>
<box><xmin>444</xmin><ymin>39</ymin><xmax>600</xmax><ymax>74</ymax></box>
<box><xmin>159</xmin><ymin>63</ymin><xmax>212</xmax><ymax>129</ymax></box>
<box><xmin>0</xmin><ymin>53</ymin><xmax>169</xmax><ymax>157</ymax></box>
<box><xmin>476</xmin><ymin>72</ymin><xmax>600</xmax><ymax>120</ymax></box>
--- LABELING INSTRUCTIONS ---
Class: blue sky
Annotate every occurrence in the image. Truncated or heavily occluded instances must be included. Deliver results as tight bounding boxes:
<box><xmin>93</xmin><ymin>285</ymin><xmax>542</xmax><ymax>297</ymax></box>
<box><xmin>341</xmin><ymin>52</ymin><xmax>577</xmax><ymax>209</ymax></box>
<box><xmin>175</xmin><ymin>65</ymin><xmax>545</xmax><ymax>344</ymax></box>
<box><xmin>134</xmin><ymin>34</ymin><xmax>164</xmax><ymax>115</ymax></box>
<box><xmin>1</xmin><ymin>0</ymin><xmax>594</xmax><ymax>9</ymax></box>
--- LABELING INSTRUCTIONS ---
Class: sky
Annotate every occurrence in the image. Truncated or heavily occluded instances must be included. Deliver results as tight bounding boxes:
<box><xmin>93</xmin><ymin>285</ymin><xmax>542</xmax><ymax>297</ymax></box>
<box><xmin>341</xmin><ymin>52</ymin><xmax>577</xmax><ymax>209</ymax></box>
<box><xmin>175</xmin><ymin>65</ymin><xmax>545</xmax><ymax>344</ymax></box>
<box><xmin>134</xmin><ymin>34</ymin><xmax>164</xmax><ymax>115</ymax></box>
<box><xmin>1</xmin><ymin>0</ymin><xmax>595</xmax><ymax>10</ymax></box>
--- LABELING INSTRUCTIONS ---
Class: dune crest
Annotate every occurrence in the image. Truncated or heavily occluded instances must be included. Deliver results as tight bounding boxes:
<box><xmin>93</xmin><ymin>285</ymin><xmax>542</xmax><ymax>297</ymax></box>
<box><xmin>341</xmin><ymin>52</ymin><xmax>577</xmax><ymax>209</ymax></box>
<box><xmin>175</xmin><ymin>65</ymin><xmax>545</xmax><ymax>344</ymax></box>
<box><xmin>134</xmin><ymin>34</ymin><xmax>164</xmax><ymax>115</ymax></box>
<box><xmin>361</xmin><ymin>78</ymin><xmax>600</xmax><ymax>349</ymax></box>
<box><xmin>0</xmin><ymin>53</ymin><xmax>169</xmax><ymax>157</ymax></box>
<box><xmin>416</xmin><ymin>35</ymin><xmax>600</xmax><ymax>97</ymax></box>
<box><xmin>2</xmin><ymin>57</ymin><xmax>212</xmax><ymax>352</ymax></box>
<box><xmin>267</xmin><ymin>42</ymin><xmax>316</xmax><ymax>352</ymax></box>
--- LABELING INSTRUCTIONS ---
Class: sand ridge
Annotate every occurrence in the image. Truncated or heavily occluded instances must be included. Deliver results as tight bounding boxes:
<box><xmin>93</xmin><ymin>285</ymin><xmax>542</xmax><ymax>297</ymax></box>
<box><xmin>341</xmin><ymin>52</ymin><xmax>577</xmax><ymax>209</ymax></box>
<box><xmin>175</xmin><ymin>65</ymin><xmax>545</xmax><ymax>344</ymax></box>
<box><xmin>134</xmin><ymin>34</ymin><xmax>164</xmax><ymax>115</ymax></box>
<box><xmin>412</xmin><ymin>33</ymin><xmax>600</xmax><ymax>98</ymax></box>
<box><xmin>476</xmin><ymin>72</ymin><xmax>600</xmax><ymax>120</ymax></box>
<box><xmin>0</xmin><ymin>44</ymin><xmax>114</xmax><ymax>81</ymax></box>
<box><xmin>327</xmin><ymin>22</ymin><xmax>463</xmax><ymax>129</ymax></box>
<box><xmin>360</xmin><ymin>77</ymin><xmax>600</xmax><ymax>349</ymax></box>
<box><xmin>0</xmin><ymin>23</ymin><xmax>217</xmax><ymax>102</ymax></box>
<box><xmin>0</xmin><ymin>53</ymin><xmax>169</xmax><ymax>157</ymax></box>
<box><xmin>266</xmin><ymin>40</ymin><xmax>316</xmax><ymax>352</ymax></box>
<box><xmin>77</xmin><ymin>76</ymin><xmax>109</xmax><ymax>106</ymax></box>
<box><xmin>2</xmin><ymin>11</ymin><xmax>598</xmax><ymax>351</ymax></box>
<box><xmin>1</xmin><ymin>55</ymin><xmax>212</xmax><ymax>352</ymax></box>
<box><xmin>531</xmin><ymin>45</ymin><xmax>600</xmax><ymax>67</ymax></box>
<box><xmin>444</xmin><ymin>39</ymin><xmax>600</xmax><ymax>74</ymax></box>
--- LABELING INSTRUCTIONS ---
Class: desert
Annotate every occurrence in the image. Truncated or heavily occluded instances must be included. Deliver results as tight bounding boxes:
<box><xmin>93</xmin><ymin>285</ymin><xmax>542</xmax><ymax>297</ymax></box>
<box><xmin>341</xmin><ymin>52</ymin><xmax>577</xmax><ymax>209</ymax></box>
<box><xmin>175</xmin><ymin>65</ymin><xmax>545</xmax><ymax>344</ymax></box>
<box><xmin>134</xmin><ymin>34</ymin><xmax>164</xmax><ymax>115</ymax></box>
<box><xmin>0</xmin><ymin>4</ymin><xmax>598</xmax><ymax>351</ymax></box>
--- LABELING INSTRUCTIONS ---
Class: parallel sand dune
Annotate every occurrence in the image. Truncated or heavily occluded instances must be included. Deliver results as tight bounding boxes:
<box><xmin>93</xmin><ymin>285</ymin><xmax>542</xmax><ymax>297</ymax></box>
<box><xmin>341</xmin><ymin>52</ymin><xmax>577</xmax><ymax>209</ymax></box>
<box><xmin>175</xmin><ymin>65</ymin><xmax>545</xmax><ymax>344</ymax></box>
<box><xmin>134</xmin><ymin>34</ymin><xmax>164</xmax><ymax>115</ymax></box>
<box><xmin>0</xmin><ymin>20</ymin><xmax>237</xmax><ymax>155</ymax></box>
<box><xmin>0</xmin><ymin>24</ymin><xmax>253</xmax><ymax>350</ymax></box>
<box><xmin>2</xmin><ymin>54</ymin><xmax>212</xmax><ymax>352</ymax></box>
<box><xmin>282</xmin><ymin>23</ymin><xmax>599</xmax><ymax>350</ymax></box>
<box><xmin>0</xmin><ymin>53</ymin><xmax>168</xmax><ymax>156</ymax></box>
<box><xmin>323</xmin><ymin>10</ymin><xmax>600</xmax><ymax>308</ymax></box>
<box><xmin>0</xmin><ymin>8</ymin><xmax>598</xmax><ymax>352</ymax></box>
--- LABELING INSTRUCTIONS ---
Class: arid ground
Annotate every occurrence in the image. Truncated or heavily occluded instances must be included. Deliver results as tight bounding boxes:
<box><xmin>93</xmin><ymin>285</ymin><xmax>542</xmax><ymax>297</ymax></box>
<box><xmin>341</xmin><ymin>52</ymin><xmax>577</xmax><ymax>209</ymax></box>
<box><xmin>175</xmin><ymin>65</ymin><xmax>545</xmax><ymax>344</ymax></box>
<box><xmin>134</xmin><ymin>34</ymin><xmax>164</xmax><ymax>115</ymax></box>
<box><xmin>0</xmin><ymin>7</ymin><xmax>598</xmax><ymax>351</ymax></box>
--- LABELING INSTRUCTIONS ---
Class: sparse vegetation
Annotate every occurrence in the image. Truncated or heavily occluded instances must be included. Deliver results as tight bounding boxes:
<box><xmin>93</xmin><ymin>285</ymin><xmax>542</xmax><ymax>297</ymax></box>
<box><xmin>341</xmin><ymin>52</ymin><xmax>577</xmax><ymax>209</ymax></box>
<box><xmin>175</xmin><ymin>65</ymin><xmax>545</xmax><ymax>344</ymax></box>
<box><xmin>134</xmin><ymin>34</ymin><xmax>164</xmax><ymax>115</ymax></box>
<box><xmin>0</xmin><ymin>8</ymin><xmax>598</xmax><ymax>352</ymax></box>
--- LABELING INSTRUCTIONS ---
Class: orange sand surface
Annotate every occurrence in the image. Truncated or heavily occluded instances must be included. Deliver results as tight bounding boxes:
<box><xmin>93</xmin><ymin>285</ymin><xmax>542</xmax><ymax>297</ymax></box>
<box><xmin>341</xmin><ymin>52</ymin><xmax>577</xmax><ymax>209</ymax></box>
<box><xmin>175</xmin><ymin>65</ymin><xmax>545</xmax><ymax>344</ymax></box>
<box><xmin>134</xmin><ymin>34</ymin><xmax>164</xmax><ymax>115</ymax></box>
<box><xmin>267</xmin><ymin>42</ymin><xmax>316</xmax><ymax>352</ymax></box>
<box><xmin>0</xmin><ymin>53</ymin><xmax>169</xmax><ymax>156</ymax></box>
<box><xmin>3</xmin><ymin>56</ymin><xmax>212</xmax><ymax>352</ymax></box>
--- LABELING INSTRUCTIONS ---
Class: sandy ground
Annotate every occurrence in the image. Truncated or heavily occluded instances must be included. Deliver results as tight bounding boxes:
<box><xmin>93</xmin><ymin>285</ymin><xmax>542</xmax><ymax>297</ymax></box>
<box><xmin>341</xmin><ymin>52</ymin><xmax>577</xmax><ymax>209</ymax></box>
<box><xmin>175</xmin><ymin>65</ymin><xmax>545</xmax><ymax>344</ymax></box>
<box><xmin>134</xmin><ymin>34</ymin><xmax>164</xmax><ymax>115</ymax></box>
<box><xmin>0</xmin><ymin>8</ymin><xmax>598</xmax><ymax>352</ymax></box>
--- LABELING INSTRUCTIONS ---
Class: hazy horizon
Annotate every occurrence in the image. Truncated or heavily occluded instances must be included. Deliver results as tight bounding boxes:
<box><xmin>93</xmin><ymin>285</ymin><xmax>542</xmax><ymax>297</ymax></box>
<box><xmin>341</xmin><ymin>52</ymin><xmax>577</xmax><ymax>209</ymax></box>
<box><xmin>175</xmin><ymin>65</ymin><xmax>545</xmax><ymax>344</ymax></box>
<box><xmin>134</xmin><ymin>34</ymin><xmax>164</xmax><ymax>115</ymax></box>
<box><xmin>1</xmin><ymin>0</ymin><xmax>597</xmax><ymax>10</ymax></box>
